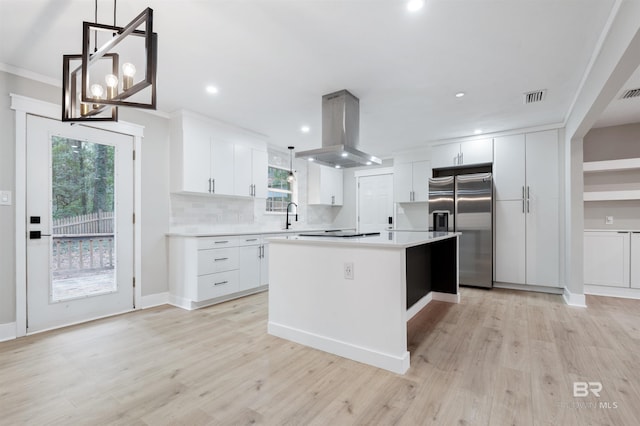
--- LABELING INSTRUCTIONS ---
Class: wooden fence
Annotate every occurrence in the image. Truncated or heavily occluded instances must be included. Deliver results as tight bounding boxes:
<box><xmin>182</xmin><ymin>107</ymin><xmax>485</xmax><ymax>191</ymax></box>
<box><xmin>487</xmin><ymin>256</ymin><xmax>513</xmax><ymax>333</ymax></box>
<box><xmin>52</xmin><ymin>211</ymin><xmax>114</xmax><ymax>235</ymax></box>
<box><xmin>51</xmin><ymin>212</ymin><xmax>115</xmax><ymax>272</ymax></box>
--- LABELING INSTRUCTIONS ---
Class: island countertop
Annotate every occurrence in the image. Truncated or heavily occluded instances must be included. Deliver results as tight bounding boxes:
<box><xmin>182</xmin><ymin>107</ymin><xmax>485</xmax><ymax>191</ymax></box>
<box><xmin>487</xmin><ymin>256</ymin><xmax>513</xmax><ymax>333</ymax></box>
<box><xmin>267</xmin><ymin>230</ymin><xmax>459</xmax><ymax>249</ymax></box>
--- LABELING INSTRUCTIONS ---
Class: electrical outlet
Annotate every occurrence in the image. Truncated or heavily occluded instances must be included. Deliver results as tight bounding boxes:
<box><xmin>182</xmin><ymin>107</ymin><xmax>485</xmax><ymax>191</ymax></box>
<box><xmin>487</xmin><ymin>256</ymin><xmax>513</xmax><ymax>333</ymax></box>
<box><xmin>344</xmin><ymin>262</ymin><xmax>354</xmax><ymax>280</ymax></box>
<box><xmin>0</xmin><ymin>190</ymin><xmax>11</xmax><ymax>206</ymax></box>
<box><xmin>606</xmin><ymin>216</ymin><xmax>614</xmax><ymax>225</ymax></box>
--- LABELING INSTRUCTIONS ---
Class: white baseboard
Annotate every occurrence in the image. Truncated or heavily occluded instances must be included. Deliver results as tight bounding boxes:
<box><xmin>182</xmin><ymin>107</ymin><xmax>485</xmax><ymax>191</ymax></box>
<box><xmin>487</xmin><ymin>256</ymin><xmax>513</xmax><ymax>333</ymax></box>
<box><xmin>169</xmin><ymin>286</ymin><xmax>268</xmax><ymax>311</ymax></box>
<box><xmin>139</xmin><ymin>292</ymin><xmax>169</xmax><ymax>309</ymax></box>
<box><xmin>168</xmin><ymin>294</ymin><xmax>194</xmax><ymax>310</ymax></box>
<box><xmin>584</xmin><ymin>285</ymin><xmax>640</xmax><ymax>300</ymax></box>
<box><xmin>563</xmin><ymin>287</ymin><xmax>587</xmax><ymax>307</ymax></box>
<box><xmin>268</xmin><ymin>321</ymin><xmax>410</xmax><ymax>375</ymax></box>
<box><xmin>406</xmin><ymin>293</ymin><xmax>432</xmax><ymax>320</ymax></box>
<box><xmin>494</xmin><ymin>282</ymin><xmax>564</xmax><ymax>295</ymax></box>
<box><xmin>432</xmin><ymin>291</ymin><xmax>461</xmax><ymax>304</ymax></box>
<box><xmin>0</xmin><ymin>322</ymin><xmax>17</xmax><ymax>342</ymax></box>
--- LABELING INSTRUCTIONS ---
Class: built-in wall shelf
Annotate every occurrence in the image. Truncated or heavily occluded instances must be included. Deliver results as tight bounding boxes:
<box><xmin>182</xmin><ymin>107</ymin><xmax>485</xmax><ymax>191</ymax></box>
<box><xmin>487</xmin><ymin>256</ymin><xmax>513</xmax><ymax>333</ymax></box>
<box><xmin>583</xmin><ymin>157</ymin><xmax>640</xmax><ymax>202</ymax></box>
<box><xmin>583</xmin><ymin>158</ymin><xmax>640</xmax><ymax>173</ymax></box>
<box><xmin>583</xmin><ymin>190</ymin><xmax>640</xmax><ymax>201</ymax></box>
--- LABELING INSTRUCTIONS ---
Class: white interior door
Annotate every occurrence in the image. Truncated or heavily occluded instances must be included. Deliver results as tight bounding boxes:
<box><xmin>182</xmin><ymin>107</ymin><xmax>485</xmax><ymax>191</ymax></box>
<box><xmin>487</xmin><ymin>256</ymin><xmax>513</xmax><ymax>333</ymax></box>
<box><xmin>26</xmin><ymin>115</ymin><xmax>134</xmax><ymax>333</ymax></box>
<box><xmin>357</xmin><ymin>174</ymin><xmax>394</xmax><ymax>233</ymax></box>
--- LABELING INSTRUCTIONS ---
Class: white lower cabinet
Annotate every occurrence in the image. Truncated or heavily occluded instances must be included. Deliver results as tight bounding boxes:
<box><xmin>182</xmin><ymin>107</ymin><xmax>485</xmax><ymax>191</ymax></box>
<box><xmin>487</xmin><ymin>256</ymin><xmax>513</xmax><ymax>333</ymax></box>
<box><xmin>584</xmin><ymin>231</ymin><xmax>640</xmax><ymax>288</ymax></box>
<box><xmin>169</xmin><ymin>235</ymin><xmax>268</xmax><ymax>309</ymax></box>
<box><xmin>239</xmin><ymin>237</ymin><xmax>263</xmax><ymax>292</ymax></box>
<box><xmin>632</xmin><ymin>233</ymin><xmax>640</xmax><ymax>288</ymax></box>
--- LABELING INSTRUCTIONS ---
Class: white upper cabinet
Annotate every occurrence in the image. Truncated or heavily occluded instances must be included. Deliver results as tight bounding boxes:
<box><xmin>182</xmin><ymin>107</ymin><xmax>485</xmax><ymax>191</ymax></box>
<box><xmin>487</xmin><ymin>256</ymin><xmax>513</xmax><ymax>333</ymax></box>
<box><xmin>432</xmin><ymin>138</ymin><xmax>493</xmax><ymax>169</ymax></box>
<box><xmin>308</xmin><ymin>163</ymin><xmax>343</xmax><ymax>205</ymax></box>
<box><xmin>251</xmin><ymin>150</ymin><xmax>268</xmax><ymax>198</ymax></box>
<box><xmin>170</xmin><ymin>111</ymin><xmax>267</xmax><ymax>197</ymax></box>
<box><xmin>210</xmin><ymin>137</ymin><xmax>235</xmax><ymax>196</ymax></box>
<box><xmin>460</xmin><ymin>139</ymin><xmax>493</xmax><ymax>165</ymax></box>
<box><xmin>493</xmin><ymin>134</ymin><xmax>525</xmax><ymax>201</ymax></box>
<box><xmin>394</xmin><ymin>160</ymin><xmax>431</xmax><ymax>202</ymax></box>
<box><xmin>431</xmin><ymin>143</ymin><xmax>462</xmax><ymax>169</ymax></box>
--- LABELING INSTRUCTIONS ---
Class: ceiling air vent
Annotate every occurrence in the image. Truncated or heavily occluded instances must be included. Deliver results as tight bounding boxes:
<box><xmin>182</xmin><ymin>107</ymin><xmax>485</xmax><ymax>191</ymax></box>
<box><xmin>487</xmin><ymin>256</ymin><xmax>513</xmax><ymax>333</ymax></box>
<box><xmin>524</xmin><ymin>90</ymin><xmax>546</xmax><ymax>104</ymax></box>
<box><xmin>621</xmin><ymin>88</ymin><xmax>640</xmax><ymax>99</ymax></box>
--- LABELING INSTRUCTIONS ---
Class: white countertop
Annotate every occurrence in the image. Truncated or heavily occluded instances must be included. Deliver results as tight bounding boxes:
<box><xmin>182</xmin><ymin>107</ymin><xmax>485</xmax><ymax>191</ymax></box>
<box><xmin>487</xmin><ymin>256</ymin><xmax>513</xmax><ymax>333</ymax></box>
<box><xmin>166</xmin><ymin>227</ymin><xmax>353</xmax><ymax>238</ymax></box>
<box><xmin>585</xmin><ymin>229</ymin><xmax>640</xmax><ymax>232</ymax></box>
<box><xmin>267</xmin><ymin>231</ymin><xmax>459</xmax><ymax>249</ymax></box>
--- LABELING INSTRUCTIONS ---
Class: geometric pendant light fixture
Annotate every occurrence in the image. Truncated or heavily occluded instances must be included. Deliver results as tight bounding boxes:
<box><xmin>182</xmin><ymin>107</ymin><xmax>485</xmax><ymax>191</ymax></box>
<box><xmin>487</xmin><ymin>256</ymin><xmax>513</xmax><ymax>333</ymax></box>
<box><xmin>62</xmin><ymin>2</ymin><xmax>157</xmax><ymax>122</ymax></box>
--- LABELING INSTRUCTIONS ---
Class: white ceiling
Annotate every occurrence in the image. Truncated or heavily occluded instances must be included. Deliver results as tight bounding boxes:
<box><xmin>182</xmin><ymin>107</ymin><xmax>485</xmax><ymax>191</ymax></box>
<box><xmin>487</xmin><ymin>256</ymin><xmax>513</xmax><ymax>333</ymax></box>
<box><xmin>2</xmin><ymin>0</ymin><xmax>637</xmax><ymax>158</ymax></box>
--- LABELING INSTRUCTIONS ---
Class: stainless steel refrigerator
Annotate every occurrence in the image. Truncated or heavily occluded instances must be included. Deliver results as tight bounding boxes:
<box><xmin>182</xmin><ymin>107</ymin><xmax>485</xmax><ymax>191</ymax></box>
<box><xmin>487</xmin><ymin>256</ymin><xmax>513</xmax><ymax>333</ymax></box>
<box><xmin>429</xmin><ymin>173</ymin><xmax>493</xmax><ymax>288</ymax></box>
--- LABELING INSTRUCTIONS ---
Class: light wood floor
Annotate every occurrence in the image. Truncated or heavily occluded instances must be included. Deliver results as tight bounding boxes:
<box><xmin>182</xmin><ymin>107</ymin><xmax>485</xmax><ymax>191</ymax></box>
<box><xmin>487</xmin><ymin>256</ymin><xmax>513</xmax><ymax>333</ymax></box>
<box><xmin>1</xmin><ymin>288</ymin><xmax>639</xmax><ymax>425</ymax></box>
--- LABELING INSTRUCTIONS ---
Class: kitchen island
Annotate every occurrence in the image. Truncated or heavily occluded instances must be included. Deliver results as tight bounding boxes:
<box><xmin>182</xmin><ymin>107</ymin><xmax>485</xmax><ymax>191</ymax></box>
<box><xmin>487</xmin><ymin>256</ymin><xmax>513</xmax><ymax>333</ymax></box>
<box><xmin>267</xmin><ymin>231</ymin><xmax>459</xmax><ymax>374</ymax></box>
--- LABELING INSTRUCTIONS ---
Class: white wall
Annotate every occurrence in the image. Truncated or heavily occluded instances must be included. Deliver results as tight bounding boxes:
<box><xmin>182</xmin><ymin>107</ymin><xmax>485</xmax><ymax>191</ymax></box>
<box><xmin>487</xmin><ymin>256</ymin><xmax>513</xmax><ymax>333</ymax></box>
<box><xmin>0</xmin><ymin>70</ymin><xmax>170</xmax><ymax>325</ymax></box>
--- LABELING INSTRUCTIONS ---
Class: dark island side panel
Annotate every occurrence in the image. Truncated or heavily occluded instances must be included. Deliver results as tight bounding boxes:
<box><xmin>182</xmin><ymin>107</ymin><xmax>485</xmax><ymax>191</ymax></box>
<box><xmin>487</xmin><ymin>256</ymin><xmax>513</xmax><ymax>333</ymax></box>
<box><xmin>406</xmin><ymin>237</ymin><xmax>458</xmax><ymax>309</ymax></box>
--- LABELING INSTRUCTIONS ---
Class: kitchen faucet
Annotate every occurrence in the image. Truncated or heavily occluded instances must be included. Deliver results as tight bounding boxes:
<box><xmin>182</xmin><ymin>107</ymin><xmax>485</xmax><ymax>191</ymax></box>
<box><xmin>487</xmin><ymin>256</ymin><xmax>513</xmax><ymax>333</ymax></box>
<box><xmin>286</xmin><ymin>202</ymin><xmax>298</xmax><ymax>230</ymax></box>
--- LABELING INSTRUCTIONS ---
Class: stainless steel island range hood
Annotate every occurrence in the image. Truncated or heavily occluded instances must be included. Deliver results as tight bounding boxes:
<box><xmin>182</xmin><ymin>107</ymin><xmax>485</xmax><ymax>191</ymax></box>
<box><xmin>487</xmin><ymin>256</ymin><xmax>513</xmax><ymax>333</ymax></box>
<box><xmin>295</xmin><ymin>90</ymin><xmax>382</xmax><ymax>168</ymax></box>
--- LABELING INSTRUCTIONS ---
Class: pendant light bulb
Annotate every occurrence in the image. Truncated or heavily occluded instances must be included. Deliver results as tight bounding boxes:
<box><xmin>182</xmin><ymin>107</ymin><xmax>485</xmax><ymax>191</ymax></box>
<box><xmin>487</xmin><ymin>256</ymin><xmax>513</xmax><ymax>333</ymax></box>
<box><xmin>105</xmin><ymin>74</ymin><xmax>118</xmax><ymax>99</ymax></box>
<box><xmin>122</xmin><ymin>63</ymin><xmax>136</xmax><ymax>90</ymax></box>
<box><xmin>90</xmin><ymin>83</ymin><xmax>104</xmax><ymax>99</ymax></box>
<box><xmin>287</xmin><ymin>146</ymin><xmax>295</xmax><ymax>183</ymax></box>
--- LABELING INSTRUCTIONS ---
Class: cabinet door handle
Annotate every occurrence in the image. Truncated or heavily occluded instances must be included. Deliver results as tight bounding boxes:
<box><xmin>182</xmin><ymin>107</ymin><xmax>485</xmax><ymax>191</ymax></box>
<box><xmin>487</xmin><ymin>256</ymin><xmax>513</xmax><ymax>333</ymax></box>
<box><xmin>214</xmin><ymin>240</ymin><xmax>229</xmax><ymax>244</ymax></box>
<box><xmin>246</xmin><ymin>238</ymin><xmax>258</xmax><ymax>242</ymax></box>
<box><xmin>460</xmin><ymin>152</ymin><xmax>463</xmax><ymax>164</ymax></box>
<box><xmin>527</xmin><ymin>186</ymin><xmax>530</xmax><ymax>199</ymax></box>
<box><xmin>331</xmin><ymin>195</ymin><xmax>335</xmax><ymax>205</ymax></box>
<box><xmin>618</xmin><ymin>231</ymin><xmax>631</xmax><ymax>234</ymax></box>
<box><xmin>526</xmin><ymin>199</ymin><xmax>530</xmax><ymax>213</ymax></box>
<box><xmin>208</xmin><ymin>178</ymin><xmax>212</xmax><ymax>193</ymax></box>
<box><xmin>522</xmin><ymin>199</ymin><xmax>525</xmax><ymax>213</ymax></box>
<box><xmin>212</xmin><ymin>178</ymin><xmax>215</xmax><ymax>193</ymax></box>
<box><xmin>214</xmin><ymin>280</ymin><xmax>228</xmax><ymax>286</ymax></box>
<box><xmin>214</xmin><ymin>257</ymin><xmax>229</xmax><ymax>261</ymax></box>
<box><xmin>522</xmin><ymin>186</ymin><xmax>525</xmax><ymax>199</ymax></box>
<box><xmin>261</xmin><ymin>245</ymin><xmax>264</xmax><ymax>258</ymax></box>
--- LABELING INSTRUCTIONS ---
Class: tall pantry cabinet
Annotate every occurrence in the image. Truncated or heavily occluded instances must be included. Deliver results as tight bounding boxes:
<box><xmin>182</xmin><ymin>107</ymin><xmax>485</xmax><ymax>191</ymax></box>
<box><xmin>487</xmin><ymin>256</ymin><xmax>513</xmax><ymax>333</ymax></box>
<box><xmin>494</xmin><ymin>129</ymin><xmax>560</xmax><ymax>288</ymax></box>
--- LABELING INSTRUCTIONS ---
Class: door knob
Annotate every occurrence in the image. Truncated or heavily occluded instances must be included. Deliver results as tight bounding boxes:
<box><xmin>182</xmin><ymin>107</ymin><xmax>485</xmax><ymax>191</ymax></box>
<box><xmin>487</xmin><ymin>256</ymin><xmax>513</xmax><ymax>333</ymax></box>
<box><xmin>29</xmin><ymin>230</ymin><xmax>51</xmax><ymax>239</ymax></box>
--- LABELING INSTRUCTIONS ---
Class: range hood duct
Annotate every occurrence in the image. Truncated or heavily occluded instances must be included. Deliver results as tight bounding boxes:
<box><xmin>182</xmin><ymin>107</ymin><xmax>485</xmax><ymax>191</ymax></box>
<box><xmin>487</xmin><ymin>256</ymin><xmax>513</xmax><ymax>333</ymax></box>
<box><xmin>295</xmin><ymin>90</ymin><xmax>382</xmax><ymax>168</ymax></box>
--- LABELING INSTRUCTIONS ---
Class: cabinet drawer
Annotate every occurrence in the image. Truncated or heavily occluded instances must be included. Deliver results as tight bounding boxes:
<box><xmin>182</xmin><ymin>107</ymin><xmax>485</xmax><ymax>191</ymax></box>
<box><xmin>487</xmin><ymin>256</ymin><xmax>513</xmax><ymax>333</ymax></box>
<box><xmin>198</xmin><ymin>247</ymin><xmax>239</xmax><ymax>275</ymax></box>
<box><xmin>196</xmin><ymin>270</ymin><xmax>239</xmax><ymax>301</ymax></box>
<box><xmin>238</xmin><ymin>235</ymin><xmax>261</xmax><ymax>246</ymax></box>
<box><xmin>198</xmin><ymin>237</ymin><xmax>239</xmax><ymax>250</ymax></box>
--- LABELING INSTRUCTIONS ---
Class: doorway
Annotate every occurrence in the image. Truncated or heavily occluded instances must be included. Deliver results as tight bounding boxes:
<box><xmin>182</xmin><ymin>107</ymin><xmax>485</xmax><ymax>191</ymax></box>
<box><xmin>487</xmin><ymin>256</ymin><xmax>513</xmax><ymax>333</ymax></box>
<box><xmin>357</xmin><ymin>172</ymin><xmax>394</xmax><ymax>233</ymax></box>
<box><xmin>26</xmin><ymin>115</ymin><xmax>135</xmax><ymax>333</ymax></box>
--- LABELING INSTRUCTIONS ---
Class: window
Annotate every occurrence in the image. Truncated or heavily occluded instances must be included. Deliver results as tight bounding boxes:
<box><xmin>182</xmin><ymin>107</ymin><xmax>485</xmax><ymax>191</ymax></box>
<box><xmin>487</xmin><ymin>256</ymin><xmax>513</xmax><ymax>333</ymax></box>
<box><xmin>266</xmin><ymin>165</ymin><xmax>295</xmax><ymax>212</ymax></box>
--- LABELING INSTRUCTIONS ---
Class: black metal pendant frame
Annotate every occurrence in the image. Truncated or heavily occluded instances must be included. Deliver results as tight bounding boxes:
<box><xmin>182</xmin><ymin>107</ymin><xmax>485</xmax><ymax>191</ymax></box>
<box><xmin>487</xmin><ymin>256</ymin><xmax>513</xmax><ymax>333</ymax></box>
<box><xmin>62</xmin><ymin>7</ymin><xmax>157</xmax><ymax>122</ymax></box>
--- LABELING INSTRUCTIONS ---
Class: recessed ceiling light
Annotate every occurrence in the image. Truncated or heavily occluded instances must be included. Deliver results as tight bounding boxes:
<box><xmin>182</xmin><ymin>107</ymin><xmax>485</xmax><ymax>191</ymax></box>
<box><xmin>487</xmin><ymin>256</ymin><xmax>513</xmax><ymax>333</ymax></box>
<box><xmin>341</xmin><ymin>152</ymin><xmax>348</xmax><ymax>158</ymax></box>
<box><xmin>455</xmin><ymin>92</ymin><xmax>465</xmax><ymax>98</ymax></box>
<box><xmin>474</xmin><ymin>129</ymin><xmax>483</xmax><ymax>135</ymax></box>
<box><xmin>407</xmin><ymin>0</ymin><xmax>424</xmax><ymax>12</ymax></box>
<box><xmin>307</xmin><ymin>158</ymin><xmax>315</xmax><ymax>162</ymax></box>
<box><xmin>301</xmin><ymin>125</ymin><xmax>310</xmax><ymax>133</ymax></box>
<box><xmin>335</xmin><ymin>165</ymin><xmax>341</xmax><ymax>169</ymax></box>
<box><xmin>206</xmin><ymin>85</ymin><xmax>219</xmax><ymax>95</ymax></box>
<box><xmin>366</xmin><ymin>161</ymin><xmax>372</xmax><ymax>166</ymax></box>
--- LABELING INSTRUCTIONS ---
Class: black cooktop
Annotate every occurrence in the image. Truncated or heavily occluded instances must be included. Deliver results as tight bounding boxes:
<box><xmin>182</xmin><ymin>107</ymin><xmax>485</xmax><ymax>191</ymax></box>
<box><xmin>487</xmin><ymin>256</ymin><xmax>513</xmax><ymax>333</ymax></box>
<box><xmin>297</xmin><ymin>231</ymin><xmax>381</xmax><ymax>238</ymax></box>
